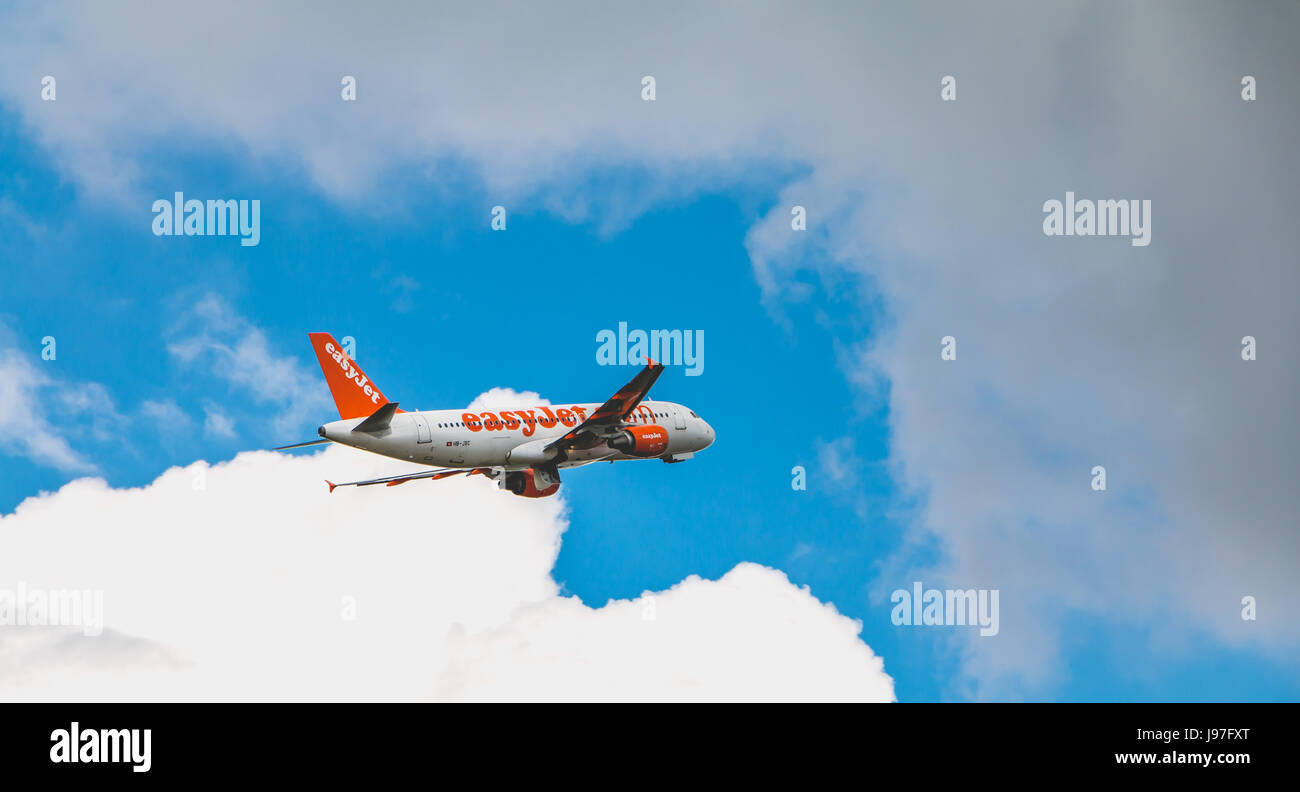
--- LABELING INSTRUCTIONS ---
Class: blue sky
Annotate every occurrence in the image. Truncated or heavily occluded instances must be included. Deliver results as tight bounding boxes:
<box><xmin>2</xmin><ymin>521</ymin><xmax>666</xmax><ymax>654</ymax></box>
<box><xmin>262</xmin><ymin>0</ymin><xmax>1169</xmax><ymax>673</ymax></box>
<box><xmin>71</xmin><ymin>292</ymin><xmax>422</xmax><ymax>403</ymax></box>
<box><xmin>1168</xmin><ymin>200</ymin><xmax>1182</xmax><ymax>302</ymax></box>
<box><xmin>2</xmin><ymin>1</ymin><xmax>1298</xmax><ymax>701</ymax></box>
<box><xmin>4</xmin><ymin>110</ymin><xmax>1296</xmax><ymax>702</ymax></box>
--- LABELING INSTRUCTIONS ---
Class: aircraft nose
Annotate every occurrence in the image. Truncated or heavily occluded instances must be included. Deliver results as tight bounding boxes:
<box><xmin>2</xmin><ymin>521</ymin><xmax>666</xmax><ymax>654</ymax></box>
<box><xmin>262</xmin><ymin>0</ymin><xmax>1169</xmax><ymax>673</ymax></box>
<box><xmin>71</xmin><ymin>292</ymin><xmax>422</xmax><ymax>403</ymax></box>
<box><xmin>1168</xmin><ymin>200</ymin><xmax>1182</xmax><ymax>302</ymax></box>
<box><xmin>701</xmin><ymin>420</ymin><xmax>715</xmax><ymax>449</ymax></box>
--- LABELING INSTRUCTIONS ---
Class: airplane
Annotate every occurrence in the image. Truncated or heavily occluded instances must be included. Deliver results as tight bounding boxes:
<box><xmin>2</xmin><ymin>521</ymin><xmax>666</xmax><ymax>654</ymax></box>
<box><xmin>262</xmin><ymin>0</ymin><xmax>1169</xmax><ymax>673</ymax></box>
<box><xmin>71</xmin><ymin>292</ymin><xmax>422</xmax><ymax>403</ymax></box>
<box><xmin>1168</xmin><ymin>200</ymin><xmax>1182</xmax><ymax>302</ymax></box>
<box><xmin>274</xmin><ymin>333</ymin><xmax>715</xmax><ymax>497</ymax></box>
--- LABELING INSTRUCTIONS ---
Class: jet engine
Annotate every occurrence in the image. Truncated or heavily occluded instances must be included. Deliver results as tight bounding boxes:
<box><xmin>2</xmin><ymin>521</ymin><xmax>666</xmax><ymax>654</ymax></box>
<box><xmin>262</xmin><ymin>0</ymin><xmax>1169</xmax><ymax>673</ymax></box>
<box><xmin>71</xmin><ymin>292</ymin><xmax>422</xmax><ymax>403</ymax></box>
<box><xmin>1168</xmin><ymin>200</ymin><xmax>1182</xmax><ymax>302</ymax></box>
<box><xmin>608</xmin><ymin>424</ymin><xmax>669</xmax><ymax>457</ymax></box>
<box><xmin>504</xmin><ymin>468</ymin><xmax>561</xmax><ymax>498</ymax></box>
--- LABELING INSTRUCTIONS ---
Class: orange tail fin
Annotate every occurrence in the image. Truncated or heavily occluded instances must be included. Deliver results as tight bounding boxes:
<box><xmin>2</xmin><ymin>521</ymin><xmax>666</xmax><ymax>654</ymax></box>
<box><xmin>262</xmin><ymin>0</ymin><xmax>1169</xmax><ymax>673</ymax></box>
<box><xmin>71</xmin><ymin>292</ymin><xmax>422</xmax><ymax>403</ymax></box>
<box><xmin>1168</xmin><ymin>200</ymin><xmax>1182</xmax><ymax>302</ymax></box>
<box><xmin>308</xmin><ymin>333</ymin><xmax>392</xmax><ymax>419</ymax></box>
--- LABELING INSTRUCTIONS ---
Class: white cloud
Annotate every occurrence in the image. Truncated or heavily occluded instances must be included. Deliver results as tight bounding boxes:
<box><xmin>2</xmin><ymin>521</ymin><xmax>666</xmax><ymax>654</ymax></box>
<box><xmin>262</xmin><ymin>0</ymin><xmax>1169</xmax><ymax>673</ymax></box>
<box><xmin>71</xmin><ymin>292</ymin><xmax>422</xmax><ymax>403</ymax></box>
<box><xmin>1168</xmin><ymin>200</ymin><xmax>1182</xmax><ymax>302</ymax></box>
<box><xmin>202</xmin><ymin>402</ymin><xmax>237</xmax><ymax>440</ymax></box>
<box><xmin>166</xmin><ymin>294</ymin><xmax>332</xmax><ymax>438</ymax></box>
<box><xmin>55</xmin><ymin>381</ymin><xmax>128</xmax><ymax>444</ymax></box>
<box><xmin>817</xmin><ymin>437</ymin><xmax>860</xmax><ymax>492</ymax></box>
<box><xmin>0</xmin><ymin>348</ymin><xmax>97</xmax><ymax>474</ymax></box>
<box><xmin>437</xmin><ymin>563</ymin><xmax>893</xmax><ymax>702</ymax></box>
<box><xmin>0</xmin><ymin>408</ymin><xmax>892</xmax><ymax>701</ymax></box>
<box><xmin>467</xmin><ymin>388</ymin><xmax>550</xmax><ymax>410</ymax></box>
<box><xmin>139</xmin><ymin>399</ymin><xmax>192</xmax><ymax>434</ymax></box>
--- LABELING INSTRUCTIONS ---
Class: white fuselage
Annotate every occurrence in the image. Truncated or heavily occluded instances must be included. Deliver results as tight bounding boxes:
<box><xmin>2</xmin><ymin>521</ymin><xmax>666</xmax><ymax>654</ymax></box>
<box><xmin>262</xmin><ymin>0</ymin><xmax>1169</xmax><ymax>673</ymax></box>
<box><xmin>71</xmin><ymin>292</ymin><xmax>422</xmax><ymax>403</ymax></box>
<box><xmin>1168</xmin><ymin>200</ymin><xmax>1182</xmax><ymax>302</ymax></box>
<box><xmin>318</xmin><ymin>400</ymin><xmax>714</xmax><ymax>470</ymax></box>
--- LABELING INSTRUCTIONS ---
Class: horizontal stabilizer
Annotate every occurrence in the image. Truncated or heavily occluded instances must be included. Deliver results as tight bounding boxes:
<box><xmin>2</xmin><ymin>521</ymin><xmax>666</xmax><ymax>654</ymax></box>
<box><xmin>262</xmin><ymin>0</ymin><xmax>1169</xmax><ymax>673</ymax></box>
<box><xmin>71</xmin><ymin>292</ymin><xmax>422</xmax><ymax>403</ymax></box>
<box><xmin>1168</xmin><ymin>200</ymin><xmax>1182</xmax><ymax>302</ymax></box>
<box><xmin>352</xmin><ymin>402</ymin><xmax>399</xmax><ymax>433</ymax></box>
<box><xmin>273</xmin><ymin>438</ymin><xmax>329</xmax><ymax>451</ymax></box>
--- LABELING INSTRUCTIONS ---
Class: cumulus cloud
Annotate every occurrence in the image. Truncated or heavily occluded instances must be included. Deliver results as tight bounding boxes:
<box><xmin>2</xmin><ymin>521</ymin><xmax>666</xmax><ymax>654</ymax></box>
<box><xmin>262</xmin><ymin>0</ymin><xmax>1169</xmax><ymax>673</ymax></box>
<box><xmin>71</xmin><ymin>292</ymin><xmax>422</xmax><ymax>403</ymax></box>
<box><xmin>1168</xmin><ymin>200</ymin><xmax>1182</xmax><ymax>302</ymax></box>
<box><xmin>467</xmin><ymin>388</ymin><xmax>550</xmax><ymax>410</ymax></box>
<box><xmin>3</xmin><ymin>0</ymin><xmax>1296</xmax><ymax>696</ymax></box>
<box><xmin>0</xmin><ymin>432</ymin><xmax>892</xmax><ymax>702</ymax></box>
<box><xmin>437</xmin><ymin>563</ymin><xmax>893</xmax><ymax>702</ymax></box>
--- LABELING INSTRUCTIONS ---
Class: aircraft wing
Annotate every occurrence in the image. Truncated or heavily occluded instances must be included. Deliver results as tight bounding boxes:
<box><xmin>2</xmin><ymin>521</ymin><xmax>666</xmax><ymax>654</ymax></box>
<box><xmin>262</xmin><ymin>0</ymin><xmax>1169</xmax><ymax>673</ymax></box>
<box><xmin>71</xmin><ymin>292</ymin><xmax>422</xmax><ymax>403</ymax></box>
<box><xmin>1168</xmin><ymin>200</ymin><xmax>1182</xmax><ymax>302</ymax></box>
<box><xmin>324</xmin><ymin>467</ymin><xmax>489</xmax><ymax>493</ymax></box>
<box><xmin>545</xmin><ymin>359</ymin><xmax>665</xmax><ymax>453</ymax></box>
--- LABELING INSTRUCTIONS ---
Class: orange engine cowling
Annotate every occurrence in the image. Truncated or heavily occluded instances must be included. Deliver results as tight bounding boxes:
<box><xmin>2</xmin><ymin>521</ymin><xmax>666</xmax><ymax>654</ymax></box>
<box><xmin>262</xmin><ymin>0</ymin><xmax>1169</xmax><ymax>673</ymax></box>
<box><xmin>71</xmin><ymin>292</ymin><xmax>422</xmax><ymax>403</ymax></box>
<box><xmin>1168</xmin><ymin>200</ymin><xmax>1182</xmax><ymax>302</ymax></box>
<box><xmin>609</xmin><ymin>424</ymin><xmax>669</xmax><ymax>457</ymax></box>
<box><xmin>504</xmin><ymin>468</ymin><xmax>561</xmax><ymax>498</ymax></box>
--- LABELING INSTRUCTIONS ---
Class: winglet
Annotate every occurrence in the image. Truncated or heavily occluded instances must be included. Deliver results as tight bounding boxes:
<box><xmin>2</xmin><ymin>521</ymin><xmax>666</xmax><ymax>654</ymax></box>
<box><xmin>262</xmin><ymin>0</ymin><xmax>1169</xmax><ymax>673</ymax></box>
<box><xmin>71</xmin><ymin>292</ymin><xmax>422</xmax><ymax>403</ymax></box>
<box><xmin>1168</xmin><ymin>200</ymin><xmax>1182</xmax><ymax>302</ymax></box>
<box><xmin>545</xmin><ymin>358</ymin><xmax>664</xmax><ymax>451</ymax></box>
<box><xmin>325</xmin><ymin>480</ymin><xmax>337</xmax><ymax>493</ymax></box>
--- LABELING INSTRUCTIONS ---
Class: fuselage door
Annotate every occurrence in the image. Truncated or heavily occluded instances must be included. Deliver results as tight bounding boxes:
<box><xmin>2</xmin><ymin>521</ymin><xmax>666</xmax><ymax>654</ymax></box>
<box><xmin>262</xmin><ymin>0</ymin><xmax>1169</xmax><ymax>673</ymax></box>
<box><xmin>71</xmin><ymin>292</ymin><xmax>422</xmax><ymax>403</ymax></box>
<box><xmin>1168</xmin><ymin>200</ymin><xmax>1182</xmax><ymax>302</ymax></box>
<box><xmin>413</xmin><ymin>413</ymin><xmax>432</xmax><ymax>443</ymax></box>
<box><xmin>673</xmin><ymin>406</ymin><xmax>687</xmax><ymax>430</ymax></box>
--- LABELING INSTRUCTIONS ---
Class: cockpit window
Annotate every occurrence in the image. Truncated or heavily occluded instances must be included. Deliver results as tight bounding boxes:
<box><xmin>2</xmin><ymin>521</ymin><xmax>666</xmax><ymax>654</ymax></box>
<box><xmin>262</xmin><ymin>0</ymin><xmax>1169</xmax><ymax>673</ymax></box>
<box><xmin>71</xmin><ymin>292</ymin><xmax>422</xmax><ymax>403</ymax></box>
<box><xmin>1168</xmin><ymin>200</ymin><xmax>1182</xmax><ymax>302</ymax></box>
<box><xmin>689</xmin><ymin>411</ymin><xmax>698</xmax><ymax>418</ymax></box>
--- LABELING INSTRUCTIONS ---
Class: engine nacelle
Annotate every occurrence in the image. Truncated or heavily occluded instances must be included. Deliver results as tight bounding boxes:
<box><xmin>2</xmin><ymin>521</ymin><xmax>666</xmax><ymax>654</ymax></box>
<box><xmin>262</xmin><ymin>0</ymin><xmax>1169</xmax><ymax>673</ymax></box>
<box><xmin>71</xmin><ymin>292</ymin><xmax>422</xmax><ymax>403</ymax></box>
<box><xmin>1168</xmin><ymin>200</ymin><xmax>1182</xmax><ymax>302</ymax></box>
<box><xmin>504</xmin><ymin>469</ymin><xmax>561</xmax><ymax>498</ymax></box>
<box><xmin>505</xmin><ymin>438</ymin><xmax>559</xmax><ymax>466</ymax></box>
<box><xmin>609</xmin><ymin>424</ymin><xmax>669</xmax><ymax>457</ymax></box>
